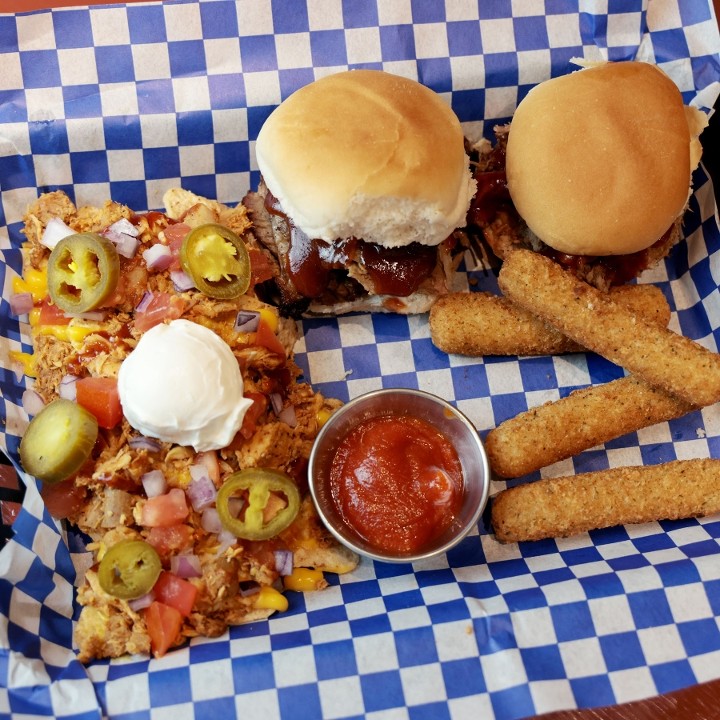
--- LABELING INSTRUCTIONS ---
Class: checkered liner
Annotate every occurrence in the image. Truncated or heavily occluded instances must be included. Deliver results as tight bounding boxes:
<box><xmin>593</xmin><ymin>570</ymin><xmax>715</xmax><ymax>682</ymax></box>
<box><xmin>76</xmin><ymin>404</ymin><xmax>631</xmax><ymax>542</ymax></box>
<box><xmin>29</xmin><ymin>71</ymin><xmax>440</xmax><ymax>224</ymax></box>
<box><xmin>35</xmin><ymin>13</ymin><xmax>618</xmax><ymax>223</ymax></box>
<box><xmin>1</xmin><ymin>1</ymin><xmax>720</xmax><ymax>718</ymax></box>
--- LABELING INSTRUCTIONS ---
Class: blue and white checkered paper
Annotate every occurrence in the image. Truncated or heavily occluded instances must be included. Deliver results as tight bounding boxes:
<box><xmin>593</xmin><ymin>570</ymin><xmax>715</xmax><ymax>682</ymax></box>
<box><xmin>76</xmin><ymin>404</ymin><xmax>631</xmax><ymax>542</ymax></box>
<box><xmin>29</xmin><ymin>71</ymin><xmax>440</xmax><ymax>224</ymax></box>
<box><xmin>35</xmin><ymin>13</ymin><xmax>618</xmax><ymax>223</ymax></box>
<box><xmin>1</xmin><ymin>1</ymin><xmax>720</xmax><ymax>718</ymax></box>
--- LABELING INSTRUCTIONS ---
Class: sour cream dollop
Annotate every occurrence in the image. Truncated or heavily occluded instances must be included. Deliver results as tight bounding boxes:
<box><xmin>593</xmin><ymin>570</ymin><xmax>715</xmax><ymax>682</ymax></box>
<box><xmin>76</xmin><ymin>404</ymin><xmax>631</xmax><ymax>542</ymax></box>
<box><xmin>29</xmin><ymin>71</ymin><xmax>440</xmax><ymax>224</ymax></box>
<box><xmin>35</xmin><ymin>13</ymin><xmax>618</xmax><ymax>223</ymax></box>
<box><xmin>118</xmin><ymin>319</ymin><xmax>253</xmax><ymax>451</ymax></box>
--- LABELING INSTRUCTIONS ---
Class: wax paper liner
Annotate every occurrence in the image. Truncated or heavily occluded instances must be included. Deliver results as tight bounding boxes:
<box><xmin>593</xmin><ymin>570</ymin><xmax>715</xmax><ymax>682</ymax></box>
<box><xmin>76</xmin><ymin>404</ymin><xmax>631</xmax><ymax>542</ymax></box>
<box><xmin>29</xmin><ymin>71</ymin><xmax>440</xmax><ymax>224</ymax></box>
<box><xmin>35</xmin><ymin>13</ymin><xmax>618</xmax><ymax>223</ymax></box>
<box><xmin>1</xmin><ymin>1</ymin><xmax>720</xmax><ymax>718</ymax></box>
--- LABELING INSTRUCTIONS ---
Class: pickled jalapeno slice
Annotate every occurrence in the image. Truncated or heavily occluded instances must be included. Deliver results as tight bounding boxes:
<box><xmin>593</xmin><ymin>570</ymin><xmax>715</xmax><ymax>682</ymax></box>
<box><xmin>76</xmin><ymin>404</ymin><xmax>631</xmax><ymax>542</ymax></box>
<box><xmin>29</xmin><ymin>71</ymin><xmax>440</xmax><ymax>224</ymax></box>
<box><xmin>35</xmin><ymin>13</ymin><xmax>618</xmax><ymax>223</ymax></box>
<box><xmin>47</xmin><ymin>232</ymin><xmax>120</xmax><ymax>314</ymax></box>
<box><xmin>180</xmin><ymin>224</ymin><xmax>251</xmax><ymax>299</ymax></box>
<box><xmin>98</xmin><ymin>539</ymin><xmax>162</xmax><ymax>600</ymax></box>
<box><xmin>216</xmin><ymin>468</ymin><xmax>300</xmax><ymax>541</ymax></box>
<box><xmin>19</xmin><ymin>398</ymin><xmax>99</xmax><ymax>485</ymax></box>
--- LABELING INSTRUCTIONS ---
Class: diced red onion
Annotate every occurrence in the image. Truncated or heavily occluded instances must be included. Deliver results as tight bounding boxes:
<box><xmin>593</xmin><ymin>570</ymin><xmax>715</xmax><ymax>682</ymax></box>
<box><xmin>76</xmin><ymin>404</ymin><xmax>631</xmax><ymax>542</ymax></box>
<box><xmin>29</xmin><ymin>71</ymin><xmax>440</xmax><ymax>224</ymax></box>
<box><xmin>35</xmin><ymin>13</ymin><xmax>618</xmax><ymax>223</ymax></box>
<box><xmin>128</xmin><ymin>592</ymin><xmax>155</xmax><ymax>612</ymax></box>
<box><xmin>128</xmin><ymin>436</ymin><xmax>163</xmax><ymax>453</ymax></box>
<box><xmin>194</xmin><ymin>450</ymin><xmax>220</xmax><ymax>484</ymax></box>
<box><xmin>9</xmin><ymin>292</ymin><xmax>34</xmax><ymax>316</ymax></box>
<box><xmin>274</xmin><ymin>550</ymin><xmax>294</xmax><ymax>577</ymax></box>
<box><xmin>189</xmin><ymin>464</ymin><xmax>209</xmax><ymax>483</ymax></box>
<box><xmin>108</xmin><ymin>218</ymin><xmax>139</xmax><ymax>238</ymax></box>
<box><xmin>214</xmin><ymin>529</ymin><xmax>237</xmax><ymax>556</ymax></box>
<box><xmin>41</xmin><ymin>217</ymin><xmax>75</xmax><ymax>250</ymax></box>
<box><xmin>67</xmin><ymin>310</ymin><xmax>107</xmax><ymax>322</ymax></box>
<box><xmin>143</xmin><ymin>244</ymin><xmax>173</xmax><ymax>271</ymax></box>
<box><xmin>277</xmin><ymin>404</ymin><xmax>297</xmax><ymax>428</ymax></box>
<box><xmin>58</xmin><ymin>374</ymin><xmax>78</xmax><ymax>401</ymax></box>
<box><xmin>170</xmin><ymin>554</ymin><xmax>202</xmax><ymax>579</ymax></box>
<box><xmin>135</xmin><ymin>290</ymin><xmax>154</xmax><ymax>313</ymax></box>
<box><xmin>234</xmin><ymin>310</ymin><xmax>260</xmax><ymax>333</ymax></box>
<box><xmin>201</xmin><ymin>507</ymin><xmax>223</xmax><ymax>534</ymax></box>
<box><xmin>269</xmin><ymin>392</ymin><xmax>283</xmax><ymax>416</ymax></box>
<box><xmin>22</xmin><ymin>388</ymin><xmax>45</xmax><ymax>416</ymax></box>
<box><xmin>239</xmin><ymin>581</ymin><xmax>261</xmax><ymax>597</ymax></box>
<box><xmin>171</xmin><ymin>269</ymin><xmax>195</xmax><ymax>292</ymax></box>
<box><xmin>141</xmin><ymin>469</ymin><xmax>167</xmax><ymax>498</ymax></box>
<box><xmin>104</xmin><ymin>229</ymin><xmax>139</xmax><ymax>259</ymax></box>
<box><xmin>186</xmin><ymin>469</ymin><xmax>217</xmax><ymax>512</ymax></box>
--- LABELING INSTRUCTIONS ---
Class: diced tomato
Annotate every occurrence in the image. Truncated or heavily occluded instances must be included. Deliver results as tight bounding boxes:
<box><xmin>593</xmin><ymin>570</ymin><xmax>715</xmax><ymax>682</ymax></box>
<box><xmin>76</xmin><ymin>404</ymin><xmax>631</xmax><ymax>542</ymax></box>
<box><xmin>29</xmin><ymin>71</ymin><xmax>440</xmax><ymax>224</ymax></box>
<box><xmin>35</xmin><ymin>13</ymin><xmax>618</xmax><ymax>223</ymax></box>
<box><xmin>163</xmin><ymin>223</ymin><xmax>191</xmax><ymax>271</ymax></box>
<box><xmin>40</xmin><ymin>478</ymin><xmax>87</xmax><ymax>520</ymax></box>
<box><xmin>142</xmin><ymin>488</ymin><xmax>189</xmax><ymax>527</ymax></box>
<box><xmin>145</xmin><ymin>601</ymin><xmax>183</xmax><ymax>658</ymax></box>
<box><xmin>237</xmin><ymin>392</ymin><xmax>268</xmax><ymax>440</ymax></box>
<box><xmin>75</xmin><ymin>376</ymin><xmax>123</xmax><ymax>429</ymax></box>
<box><xmin>145</xmin><ymin>525</ymin><xmax>195</xmax><ymax>560</ymax></box>
<box><xmin>38</xmin><ymin>299</ymin><xmax>71</xmax><ymax>326</ymax></box>
<box><xmin>247</xmin><ymin>248</ymin><xmax>275</xmax><ymax>287</ymax></box>
<box><xmin>255</xmin><ymin>317</ymin><xmax>286</xmax><ymax>356</ymax></box>
<box><xmin>134</xmin><ymin>292</ymin><xmax>185</xmax><ymax>333</ymax></box>
<box><xmin>163</xmin><ymin>222</ymin><xmax>191</xmax><ymax>245</ymax></box>
<box><xmin>153</xmin><ymin>571</ymin><xmax>198</xmax><ymax>617</ymax></box>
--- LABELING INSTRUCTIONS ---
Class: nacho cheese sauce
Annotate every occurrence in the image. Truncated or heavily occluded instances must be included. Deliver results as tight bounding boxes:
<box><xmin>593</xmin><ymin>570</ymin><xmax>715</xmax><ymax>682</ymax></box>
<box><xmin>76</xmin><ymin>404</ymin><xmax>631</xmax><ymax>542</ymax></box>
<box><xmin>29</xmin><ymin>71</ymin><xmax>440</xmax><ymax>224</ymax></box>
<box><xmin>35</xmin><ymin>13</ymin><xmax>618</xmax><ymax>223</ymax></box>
<box><xmin>328</xmin><ymin>414</ymin><xmax>464</xmax><ymax>554</ymax></box>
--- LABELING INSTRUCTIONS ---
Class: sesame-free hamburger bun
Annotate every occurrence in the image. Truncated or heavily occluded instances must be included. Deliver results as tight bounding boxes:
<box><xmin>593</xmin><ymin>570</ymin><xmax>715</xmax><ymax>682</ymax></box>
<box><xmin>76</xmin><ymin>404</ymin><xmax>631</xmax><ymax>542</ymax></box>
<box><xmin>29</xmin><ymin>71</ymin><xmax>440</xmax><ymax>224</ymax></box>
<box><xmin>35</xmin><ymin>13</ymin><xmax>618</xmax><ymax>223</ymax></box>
<box><xmin>255</xmin><ymin>69</ymin><xmax>476</xmax><ymax>249</ymax></box>
<box><xmin>505</xmin><ymin>61</ymin><xmax>707</xmax><ymax>257</ymax></box>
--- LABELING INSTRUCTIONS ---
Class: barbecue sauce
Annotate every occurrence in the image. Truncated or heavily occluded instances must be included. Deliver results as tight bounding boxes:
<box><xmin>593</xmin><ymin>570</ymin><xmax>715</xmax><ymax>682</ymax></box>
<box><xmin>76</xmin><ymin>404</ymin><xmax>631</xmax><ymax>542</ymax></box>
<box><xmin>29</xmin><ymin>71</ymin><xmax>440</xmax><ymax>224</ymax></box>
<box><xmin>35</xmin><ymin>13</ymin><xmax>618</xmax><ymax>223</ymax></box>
<box><xmin>264</xmin><ymin>191</ymin><xmax>437</xmax><ymax>298</ymax></box>
<box><xmin>542</xmin><ymin>227</ymin><xmax>673</xmax><ymax>286</ymax></box>
<box><xmin>468</xmin><ymin>146</ymin><xmax>673</xmax><ymax>286</ymax></box>
<box><xmin>467</xmin><ymin>170</ymin><xmax>510</xmax><ymax>226</ymax></box>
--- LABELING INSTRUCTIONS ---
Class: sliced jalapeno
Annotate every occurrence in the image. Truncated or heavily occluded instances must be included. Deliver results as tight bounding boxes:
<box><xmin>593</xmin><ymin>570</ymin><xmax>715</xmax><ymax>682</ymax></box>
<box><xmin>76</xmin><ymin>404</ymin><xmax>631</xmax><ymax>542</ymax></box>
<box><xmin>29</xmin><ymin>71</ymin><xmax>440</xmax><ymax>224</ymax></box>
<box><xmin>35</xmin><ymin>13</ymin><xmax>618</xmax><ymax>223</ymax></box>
<box><xmin>216</xmin><ymin>468</ymin><xmax>300</xmax><ymax>541</ymax></box>
<box><xmin>98</xmin><ymin>539</ymin><xmax>162</xmax><ymax>600</ymax></box>
<box><xmin>180</xmin><ymin>223</ymin><xmax>251</xmax><ymax>299</ymax></box>
<box><xmin>19</xmin><ymin>398</ymin><xmax>99</xmax><ymax>485</ymax></box>
<box><xmin>47</xmin><ymin>232</ymin><xmax>120</xmax><ymax>314</ymax></box>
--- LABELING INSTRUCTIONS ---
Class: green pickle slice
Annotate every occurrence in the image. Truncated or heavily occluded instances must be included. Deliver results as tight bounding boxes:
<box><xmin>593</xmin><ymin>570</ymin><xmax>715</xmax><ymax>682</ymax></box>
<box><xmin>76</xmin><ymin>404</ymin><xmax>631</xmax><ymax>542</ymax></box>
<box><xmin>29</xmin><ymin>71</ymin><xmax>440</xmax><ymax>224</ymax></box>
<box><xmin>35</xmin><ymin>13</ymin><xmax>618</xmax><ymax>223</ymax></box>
<box><xmin>98</xmin><ymin>540</ymin><xmax>162</xmax><ymax>600</ymax></box>
<box><xmin>216</xmin><ymin>468</ymin><xmax>300</xmax><ymax>540</ymax></box>
<box><xmin>47</xmin><ymin>232</ymin><xmax>120</xmax><ymax>314</ymax></box>
<box><xmin>180</xmin><ymin>223</ymin><xmax>251</xmax><ymax>299</ymax></box>
<box><xmin>19</xmin><ymin>398</ymin><xmax>99</xmax><ymax>484</ymax></box>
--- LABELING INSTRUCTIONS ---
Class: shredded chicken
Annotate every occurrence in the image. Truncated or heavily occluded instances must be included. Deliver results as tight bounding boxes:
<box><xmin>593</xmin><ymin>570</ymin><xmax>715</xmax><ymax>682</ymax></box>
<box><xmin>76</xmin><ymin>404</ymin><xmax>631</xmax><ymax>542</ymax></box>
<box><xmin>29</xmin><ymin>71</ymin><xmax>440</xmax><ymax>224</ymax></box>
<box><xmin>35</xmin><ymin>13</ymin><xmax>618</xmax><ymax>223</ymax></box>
<box><xmin>20</xmin><ymin>189</ymin><xmax>358</xmax><ymax>663</ymax></box>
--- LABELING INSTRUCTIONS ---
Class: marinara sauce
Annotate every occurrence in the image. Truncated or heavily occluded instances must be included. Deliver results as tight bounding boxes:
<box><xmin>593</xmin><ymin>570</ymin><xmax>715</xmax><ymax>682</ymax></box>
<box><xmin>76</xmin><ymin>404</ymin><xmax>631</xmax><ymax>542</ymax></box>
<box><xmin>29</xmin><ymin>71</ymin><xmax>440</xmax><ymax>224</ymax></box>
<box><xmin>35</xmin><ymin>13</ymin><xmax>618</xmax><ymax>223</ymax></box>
<box><xmin>329</xmin><ymin>414</ymin><xmax>464</xmax><ymax>554</ymax></box>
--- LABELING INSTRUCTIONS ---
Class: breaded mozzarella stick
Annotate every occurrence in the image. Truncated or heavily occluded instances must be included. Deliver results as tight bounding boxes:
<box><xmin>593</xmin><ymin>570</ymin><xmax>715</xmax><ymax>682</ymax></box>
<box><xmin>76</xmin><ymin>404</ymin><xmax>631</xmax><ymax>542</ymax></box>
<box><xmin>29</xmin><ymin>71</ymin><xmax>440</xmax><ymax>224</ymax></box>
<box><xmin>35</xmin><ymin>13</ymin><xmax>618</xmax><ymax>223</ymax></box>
<box><xmin>430</xmin><ymin>284</ymin><xmax>670</xmax><ymax>356</ymax></box>
<box><xmin>491</xmin><ymin>458</ymin><xmax>720</xmax><ymax>543</ymax></box>
<box><xmin>485</xmin><ymin>375</ymin><xmax>697</xmax><ymax>478</ymax></box>
<box><xmin>498</xmin><ymin>250</ymin><xmax>720</xmax><ymax>408</ymax></box>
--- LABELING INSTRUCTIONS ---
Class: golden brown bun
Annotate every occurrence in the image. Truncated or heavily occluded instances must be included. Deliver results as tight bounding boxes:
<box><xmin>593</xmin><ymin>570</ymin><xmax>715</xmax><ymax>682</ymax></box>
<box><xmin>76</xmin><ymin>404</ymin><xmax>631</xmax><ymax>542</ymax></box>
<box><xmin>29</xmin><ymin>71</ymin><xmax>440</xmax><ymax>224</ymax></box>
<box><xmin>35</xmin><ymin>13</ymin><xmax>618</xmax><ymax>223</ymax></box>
<box><xmin>505</xmin><ymin>61</ymin><xmax>704</xmax><ymax>256</ymax></box>
<box><xmin>255</xmin><ymin>70</ymin><xmax>476</xmax><ymax>248</ymax></box>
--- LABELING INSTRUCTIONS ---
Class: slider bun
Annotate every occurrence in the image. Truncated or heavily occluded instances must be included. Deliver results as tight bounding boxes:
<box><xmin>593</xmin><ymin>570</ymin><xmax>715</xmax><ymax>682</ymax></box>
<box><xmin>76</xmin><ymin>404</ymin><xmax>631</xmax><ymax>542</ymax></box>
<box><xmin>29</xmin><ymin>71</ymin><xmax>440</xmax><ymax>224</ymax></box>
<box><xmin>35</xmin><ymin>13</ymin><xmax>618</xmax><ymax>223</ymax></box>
<box><xmin>506</xmin><ymin>61</ymin><xmax>702</xmax><ymax>257</ymax></box>
<box><xmin>255</xmin><ymin>70</ymin><xmax>476</xmax><ymax>248</ymax></box>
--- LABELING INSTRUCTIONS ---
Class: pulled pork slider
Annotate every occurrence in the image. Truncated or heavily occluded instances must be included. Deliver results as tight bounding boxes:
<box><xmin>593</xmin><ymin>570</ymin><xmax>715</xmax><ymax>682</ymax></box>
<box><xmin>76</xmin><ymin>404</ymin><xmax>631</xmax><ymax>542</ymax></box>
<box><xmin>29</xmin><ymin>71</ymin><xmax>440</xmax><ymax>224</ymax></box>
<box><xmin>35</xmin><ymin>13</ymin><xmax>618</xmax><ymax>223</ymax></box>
<box><xmin>245</xmin><ymin>70</ymin><xmax>476</xmax><ymax>315</ymax></box>
<box><xmin>471</xmin><ymin>61</ymin><xmax>707</xmax><ymax>290</ymax></box>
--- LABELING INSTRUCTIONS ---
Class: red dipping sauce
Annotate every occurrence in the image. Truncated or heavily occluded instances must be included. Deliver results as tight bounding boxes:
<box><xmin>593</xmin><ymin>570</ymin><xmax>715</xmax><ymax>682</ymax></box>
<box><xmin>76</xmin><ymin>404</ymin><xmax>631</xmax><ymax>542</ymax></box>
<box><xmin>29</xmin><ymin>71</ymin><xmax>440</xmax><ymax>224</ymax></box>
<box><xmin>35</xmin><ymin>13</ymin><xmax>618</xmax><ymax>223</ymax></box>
<box><xmin>328</xmin><ymin>414</ymin><xmax>464</xmax><ymax>554</ymax></box>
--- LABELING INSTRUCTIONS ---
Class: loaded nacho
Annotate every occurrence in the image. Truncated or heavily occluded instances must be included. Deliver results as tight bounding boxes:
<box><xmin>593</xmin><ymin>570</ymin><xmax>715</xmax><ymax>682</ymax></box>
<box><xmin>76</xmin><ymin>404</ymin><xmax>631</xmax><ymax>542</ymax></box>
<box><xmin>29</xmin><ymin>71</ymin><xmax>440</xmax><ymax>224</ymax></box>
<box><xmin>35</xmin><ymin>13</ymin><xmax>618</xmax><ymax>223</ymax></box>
<box><xmin>12</xmin><ymin>188</ymin><xmax>358</xmax><ymax>662</ymax></box>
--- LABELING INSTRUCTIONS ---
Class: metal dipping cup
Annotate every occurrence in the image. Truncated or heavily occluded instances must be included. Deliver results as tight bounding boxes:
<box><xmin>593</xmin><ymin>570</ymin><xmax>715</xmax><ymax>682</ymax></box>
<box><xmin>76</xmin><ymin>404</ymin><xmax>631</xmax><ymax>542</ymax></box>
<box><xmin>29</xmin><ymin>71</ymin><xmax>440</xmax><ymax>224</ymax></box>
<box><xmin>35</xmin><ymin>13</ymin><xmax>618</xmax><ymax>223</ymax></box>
<box><xmin>308</xmin><ymin>388</ymin><xmax>490</xmax><ymax>564</ymax></box>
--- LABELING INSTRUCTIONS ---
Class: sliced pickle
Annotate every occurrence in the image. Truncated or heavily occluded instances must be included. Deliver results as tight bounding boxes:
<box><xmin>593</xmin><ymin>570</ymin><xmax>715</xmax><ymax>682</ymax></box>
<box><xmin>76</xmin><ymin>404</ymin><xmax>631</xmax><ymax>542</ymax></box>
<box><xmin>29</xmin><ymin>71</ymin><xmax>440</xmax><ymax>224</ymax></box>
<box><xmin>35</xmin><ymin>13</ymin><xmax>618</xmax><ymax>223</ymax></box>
<box><xmin>19</xmin><ymin>398</ymin><xmax>98</xmax><ymax>484</ymax></box>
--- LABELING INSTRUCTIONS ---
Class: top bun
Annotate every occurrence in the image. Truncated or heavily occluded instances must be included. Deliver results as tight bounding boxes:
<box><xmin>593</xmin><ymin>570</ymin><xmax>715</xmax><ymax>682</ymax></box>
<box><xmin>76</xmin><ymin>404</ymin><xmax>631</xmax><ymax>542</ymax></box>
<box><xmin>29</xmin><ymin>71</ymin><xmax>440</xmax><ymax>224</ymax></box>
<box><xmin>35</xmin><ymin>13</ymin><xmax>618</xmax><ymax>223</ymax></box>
<box><xmin>255</xmin><ymin>70</ymin><xmax>476</xmax><ymax>248</ymax></box>
<box><xmin>505</xmin><ymin>61</ymin><xmax>704</xmax><ymax>257</ymax></box>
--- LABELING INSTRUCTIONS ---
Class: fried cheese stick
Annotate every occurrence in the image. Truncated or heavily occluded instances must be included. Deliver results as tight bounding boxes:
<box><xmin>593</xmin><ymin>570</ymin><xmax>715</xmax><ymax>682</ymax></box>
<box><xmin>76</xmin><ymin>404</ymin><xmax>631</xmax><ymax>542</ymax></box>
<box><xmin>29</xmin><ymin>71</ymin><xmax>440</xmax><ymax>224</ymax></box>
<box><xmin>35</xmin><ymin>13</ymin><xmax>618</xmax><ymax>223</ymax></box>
<box><xmin>491</xmin><ymin>458</ymin><xmax>720</xmax><ymax>543</ymax></box>
<box><xmin>485</xmin><ymin>376</ymin><xmax>697</xmax><ymax>478</ymax></box>
<box><xmin>429</xmin><ymin>284</ymin><xmax>671</xmax><ymax>356</ymax></box>
<box><xmin>498</xmin><ymin>249</ymin><xmax>720</xmax><ymax>408</ymax></box>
